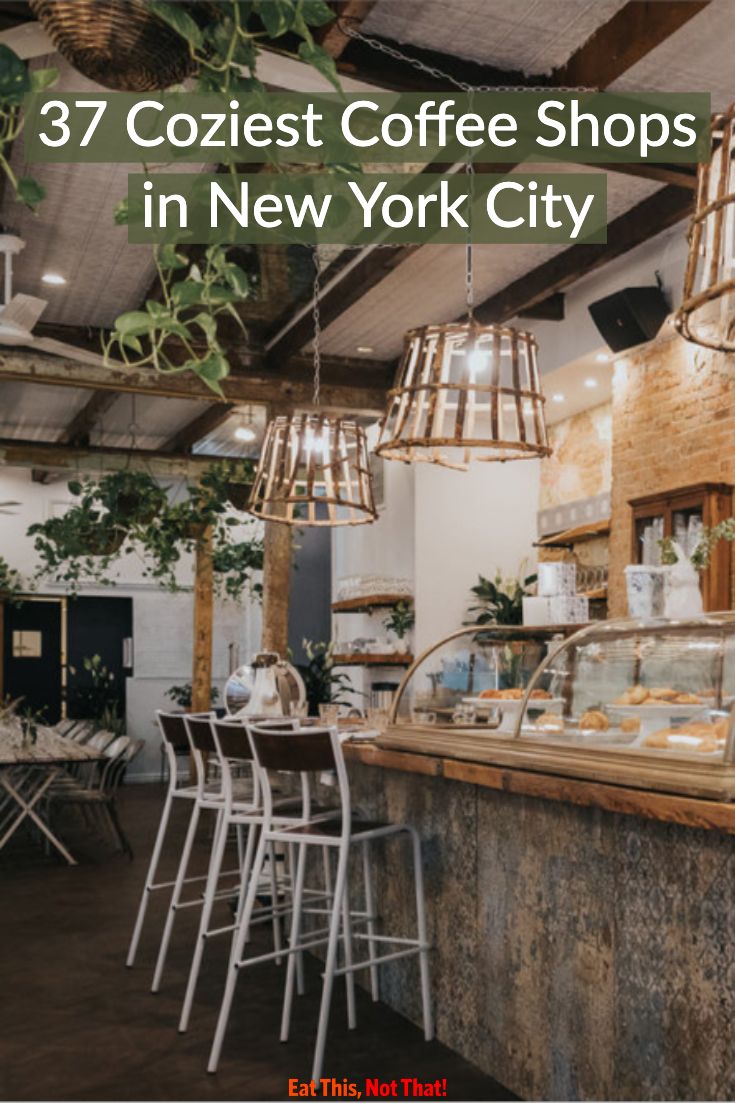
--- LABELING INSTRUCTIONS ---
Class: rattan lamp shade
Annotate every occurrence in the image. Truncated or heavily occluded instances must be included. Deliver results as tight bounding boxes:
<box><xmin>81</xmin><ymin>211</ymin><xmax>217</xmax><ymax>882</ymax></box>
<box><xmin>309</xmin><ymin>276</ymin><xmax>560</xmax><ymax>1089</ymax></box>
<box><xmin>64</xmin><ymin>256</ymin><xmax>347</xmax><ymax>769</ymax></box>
<box><xmin>248</xmin><ymin>414</ymin><xmax>377</xmax><ymax>527</ymax></box>
<box><xmin>375</xmin><ymin>321</ymin><xmax>551</xmax><ymax>469</ymax></box>
<box><xmin>676</xmin><ymin>103</ymin><xmax>735</xmax><ymax>350</ymax></box>
<box><xmin>28</xmin><ymin>0</ymin><xmax>202</xmax><ymax>91</ymax></box>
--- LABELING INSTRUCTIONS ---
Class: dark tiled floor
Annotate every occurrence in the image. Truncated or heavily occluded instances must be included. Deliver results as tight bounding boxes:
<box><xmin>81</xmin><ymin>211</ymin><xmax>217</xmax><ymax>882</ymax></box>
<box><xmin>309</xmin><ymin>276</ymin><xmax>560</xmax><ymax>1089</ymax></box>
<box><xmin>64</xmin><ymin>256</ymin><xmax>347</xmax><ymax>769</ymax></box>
<box><xmin>0</xmin><ymin>784</ymin><xmax>514</xmax><ymax>1102</ymax></box>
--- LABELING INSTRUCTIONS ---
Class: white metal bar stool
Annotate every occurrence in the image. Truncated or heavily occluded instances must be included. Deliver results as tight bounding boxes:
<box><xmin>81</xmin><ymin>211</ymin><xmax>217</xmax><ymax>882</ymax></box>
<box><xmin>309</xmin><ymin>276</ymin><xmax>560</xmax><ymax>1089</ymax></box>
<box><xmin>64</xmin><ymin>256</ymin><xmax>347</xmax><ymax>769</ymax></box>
<box><xmin>127</xmin><ymin>710</ymin><xmax>212</xmax><ymax>969</ymax></box>
<box><xmin>178</xmin><ymin>715</ymin><xmax>315</xmax><ymax>1033</ymax></box>
<box><xmin>207</xmin><ymin>722</ymin><xmax>433</xmax><ymax>1082</ymax></box>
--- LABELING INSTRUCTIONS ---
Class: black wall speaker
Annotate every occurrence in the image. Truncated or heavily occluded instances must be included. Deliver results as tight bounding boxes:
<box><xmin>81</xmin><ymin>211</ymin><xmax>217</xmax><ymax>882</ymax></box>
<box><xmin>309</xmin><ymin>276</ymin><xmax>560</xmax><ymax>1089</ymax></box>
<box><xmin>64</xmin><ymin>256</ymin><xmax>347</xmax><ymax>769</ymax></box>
<box><xmin>587</xmin><ymin>285</ymin><xmax>669</xmax><ymax>352</ymax></box>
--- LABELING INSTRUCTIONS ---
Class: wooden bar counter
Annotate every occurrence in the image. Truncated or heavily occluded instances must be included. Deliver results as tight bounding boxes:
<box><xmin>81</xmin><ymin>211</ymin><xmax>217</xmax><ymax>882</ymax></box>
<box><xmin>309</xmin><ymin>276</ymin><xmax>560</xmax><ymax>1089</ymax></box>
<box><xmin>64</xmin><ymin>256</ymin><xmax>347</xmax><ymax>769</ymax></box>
<box><xmin>341</xmin><ymin>741</ymin><xmax>735</xmax><ymax>1101</ymax></box>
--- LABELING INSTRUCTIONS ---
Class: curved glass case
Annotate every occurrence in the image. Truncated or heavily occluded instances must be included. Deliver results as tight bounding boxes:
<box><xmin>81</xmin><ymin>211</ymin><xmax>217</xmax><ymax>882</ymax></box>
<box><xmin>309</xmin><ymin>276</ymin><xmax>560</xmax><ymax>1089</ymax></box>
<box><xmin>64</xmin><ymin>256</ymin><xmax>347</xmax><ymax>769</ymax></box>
<box><xmin>390</xmin><ymin>625</ymin><xmax>573</xmax><ymax>734</ymax></box>
<box><xmin>382</xmin><ymin>616</ymin><xmax>735</xmax><ymax>801</ymax></box>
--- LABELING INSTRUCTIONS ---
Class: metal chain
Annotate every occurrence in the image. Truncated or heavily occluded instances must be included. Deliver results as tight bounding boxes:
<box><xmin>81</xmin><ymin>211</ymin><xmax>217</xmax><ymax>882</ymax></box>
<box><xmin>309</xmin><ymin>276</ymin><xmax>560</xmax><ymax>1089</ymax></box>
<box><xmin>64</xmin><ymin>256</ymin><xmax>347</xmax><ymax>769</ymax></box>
<box><xmin>341</xmin><ymin>23</ymin><xmax>597</xmax><ymax>94</ymax></box>
<box><xmin>312</xmin><ymin>246</ymin><xmax>321</xmax><ymax>408</ymax></box>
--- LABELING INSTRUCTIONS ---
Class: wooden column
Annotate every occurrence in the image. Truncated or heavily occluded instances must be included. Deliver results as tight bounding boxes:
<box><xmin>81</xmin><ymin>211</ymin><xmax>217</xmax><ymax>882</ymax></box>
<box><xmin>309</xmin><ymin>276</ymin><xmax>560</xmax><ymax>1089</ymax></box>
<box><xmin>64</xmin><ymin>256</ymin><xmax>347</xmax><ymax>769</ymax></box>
<box><xmin>191</xmin><ymin>525</ymin><xmax>214</xmax><ymax>713</ymax></box>
<box><xmin>261</xmin><ymin>507</ymin><xmax>292</xmax><ymax>656</ymax></box>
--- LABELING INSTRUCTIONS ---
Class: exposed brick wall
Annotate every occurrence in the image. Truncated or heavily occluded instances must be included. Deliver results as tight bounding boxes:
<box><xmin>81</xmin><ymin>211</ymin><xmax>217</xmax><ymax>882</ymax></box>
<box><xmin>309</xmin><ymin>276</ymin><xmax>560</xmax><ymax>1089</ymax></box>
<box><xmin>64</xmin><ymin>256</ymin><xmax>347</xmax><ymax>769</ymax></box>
<box><xmin>608</xmin><ymin>330</ymin><xmax>735</xmax><ymax>615</ymax></box>
<box><xmin>539</xmin><ymin>402</ymin><xmax>612</xmax><ymax>511</ymax></box>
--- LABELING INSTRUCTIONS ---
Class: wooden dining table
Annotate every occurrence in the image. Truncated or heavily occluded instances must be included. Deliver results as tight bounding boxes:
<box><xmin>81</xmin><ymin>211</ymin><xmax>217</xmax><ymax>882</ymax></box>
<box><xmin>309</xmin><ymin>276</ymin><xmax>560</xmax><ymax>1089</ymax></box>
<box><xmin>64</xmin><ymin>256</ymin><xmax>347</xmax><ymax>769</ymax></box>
<box><xmin>0</xmin><ymin>728</ymin><xmax>102</xmax><ymax>865</ymax></box>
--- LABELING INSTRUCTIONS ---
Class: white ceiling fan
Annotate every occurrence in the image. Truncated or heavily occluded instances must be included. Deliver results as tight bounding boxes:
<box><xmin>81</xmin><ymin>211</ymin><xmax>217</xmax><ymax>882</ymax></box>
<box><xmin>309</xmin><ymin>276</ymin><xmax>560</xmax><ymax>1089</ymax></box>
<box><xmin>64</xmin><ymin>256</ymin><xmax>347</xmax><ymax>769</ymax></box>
<box><xmin>0</xmin><ymin>234</ymin><xmax>107</xmax><ymax>367</ymax></box>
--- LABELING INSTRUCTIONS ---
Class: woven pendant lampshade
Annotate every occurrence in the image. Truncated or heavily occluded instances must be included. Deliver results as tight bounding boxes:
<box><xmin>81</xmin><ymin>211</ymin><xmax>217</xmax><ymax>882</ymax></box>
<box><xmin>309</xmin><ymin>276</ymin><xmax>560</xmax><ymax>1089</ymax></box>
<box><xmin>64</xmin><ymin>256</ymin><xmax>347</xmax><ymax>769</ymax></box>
<box><xmin>375</xmin><ymin>321</ymin><xmax>551</xmax><ymax>469</ymax></box>
<box><xmin>676</xmin><ymin>103</ymin><xmax>735</xmax><ymax>350</ymax></box>
<box><xmin>248</xmin><ymin>413</ymin><xmax>377</xmax><ymax>527</ymax></box>
<box><xmin>28</xmin><ymin>0</ymin><xmax>203</xmax><ymax>91</ymax></box>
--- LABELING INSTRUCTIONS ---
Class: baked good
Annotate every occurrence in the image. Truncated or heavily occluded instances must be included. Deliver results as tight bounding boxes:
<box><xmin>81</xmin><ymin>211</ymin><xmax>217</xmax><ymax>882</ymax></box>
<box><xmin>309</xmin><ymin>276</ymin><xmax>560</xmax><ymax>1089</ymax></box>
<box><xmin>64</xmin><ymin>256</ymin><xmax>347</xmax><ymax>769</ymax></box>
<box><xmin>578</xmin><ymin>709</ymin><xmax>609</xmax><ymax>731</ymax></box>
<box><xmin>614</xmin><ymin>685</ymin><xmax>701</xmax><ymax>706</ymax></box>
<box><xmin>499</xmin><ymin>688</ymin><xmax>524</xmax><ymax>700</ymax></box>
<box><xmin>536</xmin><ymin>711</ymin><xmax>564</xmax><ymax>732</ymax></box>
<box><xmin>479</xmin><ymin>689</ymin><xmax>500</xmax><ymax>699</ymax></box>
<box><xmin>643</xmin><ymin>720</ymin><xmax>726</xmax><ymax>753</ymax></box>
<box><xmin>620</xmin><ymin>717</ymin><xmax>641</xmax><ymax>734</ymax></box>
<box><xmin>529</xmin><ymin>688</ymin><xmax>552</xmax><ymax>700</ymax></box>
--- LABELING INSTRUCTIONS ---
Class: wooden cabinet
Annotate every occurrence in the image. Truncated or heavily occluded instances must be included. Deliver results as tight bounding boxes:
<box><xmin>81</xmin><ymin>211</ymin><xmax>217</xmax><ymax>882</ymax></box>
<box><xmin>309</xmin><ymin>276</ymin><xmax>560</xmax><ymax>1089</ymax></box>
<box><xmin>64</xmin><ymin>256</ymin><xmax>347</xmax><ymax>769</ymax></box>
<box><xmin>629</xmin><ymin>482</ymin><xmax>733</xmax><ymax>611</ymax></box>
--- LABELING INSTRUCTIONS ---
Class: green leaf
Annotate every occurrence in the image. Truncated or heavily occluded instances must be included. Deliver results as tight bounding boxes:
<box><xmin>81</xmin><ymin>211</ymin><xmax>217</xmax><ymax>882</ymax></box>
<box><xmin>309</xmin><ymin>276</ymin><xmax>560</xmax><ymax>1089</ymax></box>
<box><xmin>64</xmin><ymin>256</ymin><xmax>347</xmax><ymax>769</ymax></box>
<box><xmin>222</xmin><ymin>262</ymin><xmax>251</xmax><ymax>297</ymax></box>
<box><xmin>114</xmin><ymin>311</ymin><xmax>154</xmax><ymax>338</ymax></box>
<box><xmin>113</xmin><ymin>198</ymin><xmax>129</xmax><ymax>225</ymax></box>
<box><xmin>120</xmin><ymin>334</ymin><xmax>143</xmax><ymax>354</ymax></box>
<box><xmin>202</xmin><ymin>283</ymin><xmax>241</xmax><ymax>305</ymax></box>
<box><xmin>16</xmin><ymin>176</ymin><xmax>45</xmax><ymax>208</ymax></box>
<box><xmin>190</xmin><ymin>311</ymin><xmax>217</xmax><ymax>342</ymax></box>
<box><xmin>171</xmin><ymin>279</ymin><xmax>205</xmax><ymax>307</ymax></box>
<box><xmin>259</xmin><ymin>0</ymin><xmax>295</xmax><ymax>37</ymax></box>
<box><xmin>0</xmin><ymin>44</ymin><xmax>29</xmax><ymax>104</ymax></box>
<box><xmin>29</xmin><ymin>67</ymin><xmax>58</xmax><ymax>93</ymax></box>
<box><xmin>194</xmin><ymin>351</ymin><xmax>230</xmax><ymax>394</ymax></box>
<box><xmin>145</xmin><ymin>298</ymin><xmax>169</xmax><ymax>319</ymax></box>
<box><xmin>297</xmin><ymin>40</ymin><xmax>341</xmax><ymax>91</ymax></box>
<box><xmin>145</xmin><ymin>0</ymin><xmax>204</xmax><ymax>49</ymax></box>
<box><xmin>158</xmin><ymin>242</ymin><xmax>188</xmax><ymax>270</ymax></box>
<box><xmin>300</xmin><ymin>0</ymin><xmax>334</xmax><ymax>27</ymax></box>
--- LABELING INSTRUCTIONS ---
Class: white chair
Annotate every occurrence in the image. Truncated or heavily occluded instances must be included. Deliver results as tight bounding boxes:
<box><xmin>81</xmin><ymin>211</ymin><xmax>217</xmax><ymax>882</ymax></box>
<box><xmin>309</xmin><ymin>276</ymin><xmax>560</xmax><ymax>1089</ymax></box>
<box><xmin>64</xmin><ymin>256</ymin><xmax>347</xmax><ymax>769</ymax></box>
<box><xmin>178</xmin><ymin>716</ymin><xmax>333</xmax><ymax>1035</ymax></box>
<box><xmin>207</xmin><ymin>722</ymin><xmax>433</xmax><ymax>1082</ymax></box>
<box><xmin>126</xmin><ymin>711</ymin><xmax>220</xmax><ymax>970</ymax></box>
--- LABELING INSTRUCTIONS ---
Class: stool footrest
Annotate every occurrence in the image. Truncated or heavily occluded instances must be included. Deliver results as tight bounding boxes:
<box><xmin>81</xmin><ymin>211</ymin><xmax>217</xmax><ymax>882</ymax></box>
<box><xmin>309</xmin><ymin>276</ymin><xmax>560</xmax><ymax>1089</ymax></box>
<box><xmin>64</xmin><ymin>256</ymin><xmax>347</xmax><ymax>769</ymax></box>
<box><xmin>331</xmin><ymin>943</ymin><xmax>429</xmax><ymax>977</ymax></box>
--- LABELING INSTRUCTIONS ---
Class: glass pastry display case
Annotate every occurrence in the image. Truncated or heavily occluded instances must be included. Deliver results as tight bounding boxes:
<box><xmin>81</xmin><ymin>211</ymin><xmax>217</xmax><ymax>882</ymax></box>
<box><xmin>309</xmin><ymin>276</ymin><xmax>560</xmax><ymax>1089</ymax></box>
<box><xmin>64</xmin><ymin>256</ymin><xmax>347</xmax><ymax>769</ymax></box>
<box><xmin>381</xmin><ymin>615</ymin><xmax>735</xmax><ymax>801</ymax></box>
<box><xmin>386</xmin><ymin>623</ymin><xmax>576</xmax><ymax>737</ymax></box>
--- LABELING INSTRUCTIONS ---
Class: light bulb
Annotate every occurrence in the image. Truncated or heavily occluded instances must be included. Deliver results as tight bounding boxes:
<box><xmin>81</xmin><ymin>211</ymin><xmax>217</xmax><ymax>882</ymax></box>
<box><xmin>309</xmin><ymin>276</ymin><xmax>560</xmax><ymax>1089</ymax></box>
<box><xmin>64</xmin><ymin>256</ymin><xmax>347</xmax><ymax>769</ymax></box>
<box><xmin>234</xmin><ymin>425</ymin><xmax>256</xmax><ymax>442</ymax></box>
<box><xmin>466</xmin><ymin>346</ymin><xmax>489</xmax><ymax>382</ymax></box>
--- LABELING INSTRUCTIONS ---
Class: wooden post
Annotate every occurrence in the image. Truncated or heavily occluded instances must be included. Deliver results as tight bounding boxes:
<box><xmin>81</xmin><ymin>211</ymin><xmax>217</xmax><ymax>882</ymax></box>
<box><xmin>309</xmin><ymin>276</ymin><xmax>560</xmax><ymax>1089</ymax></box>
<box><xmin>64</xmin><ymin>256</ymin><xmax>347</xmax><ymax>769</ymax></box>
<box><xmin>191</xmin><ymin>525</ymin><xmax>214</xmax><ymax>713</ymax></box>
<box><xmin>262</xmin><ymin>508</ymin><xmax>292</xmax><ymax>656</ymax></box>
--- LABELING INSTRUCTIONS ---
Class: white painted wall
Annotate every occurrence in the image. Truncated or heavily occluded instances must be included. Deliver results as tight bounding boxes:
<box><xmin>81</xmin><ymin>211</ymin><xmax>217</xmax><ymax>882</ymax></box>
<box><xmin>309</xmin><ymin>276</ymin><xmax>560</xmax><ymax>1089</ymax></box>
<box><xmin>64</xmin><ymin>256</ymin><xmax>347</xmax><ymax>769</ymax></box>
<box><xmin>413</xmin><ymin>459</ymin><xmax>540</xmax><ymax>652</ymax></box>
<box><xmin>0</xmin><ymin>465</ymin><xmax>263</xmax><ymax>780</ymax></box>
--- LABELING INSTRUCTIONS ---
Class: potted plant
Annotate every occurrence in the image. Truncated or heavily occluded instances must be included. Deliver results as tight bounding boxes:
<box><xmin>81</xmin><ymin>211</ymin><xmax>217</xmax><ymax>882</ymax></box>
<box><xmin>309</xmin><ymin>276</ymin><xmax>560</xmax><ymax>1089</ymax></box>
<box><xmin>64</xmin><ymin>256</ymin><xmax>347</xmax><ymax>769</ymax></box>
<box><xmin>383</xmin><ymin>601</ymin><xmax>415</xmax><ymax>654</ymax></box>
<box><xmin>90</xmin><ymin>470</ymin><xmax>167</xmax><ymax>525</ymax></box>
<box><xmin>466</xmin><ymin>569</ymin><xmax>538</xmax><ymax>626</ymax></box>
<box><xmin>296</xmin><ymin>640</ymin><xmax>355</xmax><ymax>717</ymax></box>
<box><xmin>0</xmin><ymin>556</ymin><xmax>25</xmax><ymax>605</ymax></box>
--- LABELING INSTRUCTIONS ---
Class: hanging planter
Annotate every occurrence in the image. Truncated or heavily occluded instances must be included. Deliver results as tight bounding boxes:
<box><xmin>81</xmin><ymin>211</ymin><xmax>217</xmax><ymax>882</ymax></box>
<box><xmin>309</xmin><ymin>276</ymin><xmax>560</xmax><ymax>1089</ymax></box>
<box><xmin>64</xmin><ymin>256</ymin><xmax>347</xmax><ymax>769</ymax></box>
<box><xmin>676</xmin><ymin>103</ymin><xmax>735</xmax><ymax>350</ymax></box>
<box><xmin>375</xmin><ymin>321</ymin><xmax>551</xmax><ymax>469</ymax></box>
<box><xmin>226</xmin><ymin>481</ymin><xmax>253</xmax><ymax>512</ymax></box>
<box><xmin>28</xmin><ymin>0</ymin><xmax>210</xmax><ymax>91</ymax></box>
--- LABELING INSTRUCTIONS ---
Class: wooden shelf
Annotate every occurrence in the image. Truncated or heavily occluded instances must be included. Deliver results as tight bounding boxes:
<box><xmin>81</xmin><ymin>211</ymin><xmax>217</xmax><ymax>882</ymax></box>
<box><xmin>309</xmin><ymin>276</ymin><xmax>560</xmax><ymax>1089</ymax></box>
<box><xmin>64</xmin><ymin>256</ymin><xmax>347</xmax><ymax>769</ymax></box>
<box><xmin>536</xmin><ymin>518</ymin><xmax>611</xmax><ymax>549</ymax></box>
<box><xmin>332</xmin><ymin>653</ymin><xmax>414</xmax><ymax>667</ymax></box>
<box><xmin>580</xmin><ymin>586</ymin><xmax>608</xmax><ymax>601</ymax></box>
<box><xmin>332</xmin><ymin>594</ymin><xmax>413</xmax><ymax>613</ymax></box>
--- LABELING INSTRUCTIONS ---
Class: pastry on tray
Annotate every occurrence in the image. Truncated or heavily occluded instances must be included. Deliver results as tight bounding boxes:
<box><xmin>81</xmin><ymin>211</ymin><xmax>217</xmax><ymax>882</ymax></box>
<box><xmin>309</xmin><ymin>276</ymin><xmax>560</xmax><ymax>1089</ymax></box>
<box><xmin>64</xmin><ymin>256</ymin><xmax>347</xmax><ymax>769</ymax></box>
<box><xmin>535</xmin><ymin>711</ymin><xmax>564</xmax><ymax>732</ymax></box>
<box><xmin>643</xmin><ymin>718</ymin><xmax>729</xmax><ymax>753</ymax></box>
<box><xmin>620</xmin><ymin>716</ymin><xmax>641</xmax><ymax>734</ymax></box>
<box><xmin>529</xmin><ymin>688</ymin><xmax>552</xmax><ymax>700</ymax></box>
<box><xmin>614</xmin><ymin>685</ymin><xmax>702</xmax><ymax>706</ymax></box>
<box><xmin>578</xmin><ymin>709</ymin><xmax>609</xmax><ymax>732</ymax></box>
<box><xmin>479</xmin><ymin>687</ymin><xmax>525</xmax><ymax>700</ymax></box>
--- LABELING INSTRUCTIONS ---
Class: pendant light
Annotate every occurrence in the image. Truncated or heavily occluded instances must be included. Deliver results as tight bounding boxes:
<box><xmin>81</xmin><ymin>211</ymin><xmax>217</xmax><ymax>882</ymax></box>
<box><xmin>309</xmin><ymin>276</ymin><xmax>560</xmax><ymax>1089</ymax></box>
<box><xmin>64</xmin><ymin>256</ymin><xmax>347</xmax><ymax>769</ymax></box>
<box><xmin>676</xmin><ymin>103</ymin><xmax>735</xmax><ymax>350</ymax></box>
<box><xmin>375</xmin><ymin>165</ymin><xmax>551</xmax><ymax>469</ymax></box>
<box><xmin>248</xmin><ymin>250</ymin><xmax>377</xmax><ymax>527</ymax></box>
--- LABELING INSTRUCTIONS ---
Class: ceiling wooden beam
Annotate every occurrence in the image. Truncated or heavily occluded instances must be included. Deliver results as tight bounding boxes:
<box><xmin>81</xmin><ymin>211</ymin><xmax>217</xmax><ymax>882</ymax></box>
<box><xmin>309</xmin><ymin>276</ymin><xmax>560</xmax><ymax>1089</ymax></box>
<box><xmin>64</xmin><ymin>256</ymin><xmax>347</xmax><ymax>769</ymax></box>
<box><xmin>164</xmin><ymin>402</ymin><xmax>236</xmax><ymax>453</ymax></box>
<box><xmin>0</xmin><ymin>438</ymin><xmax>232</xmax><ymax>479</ymax></box>
<box><xmin>551</xmin><ymin>0</ymin><xmax>710</xmax><ymax>88</ymax></box>
<box><xmin>264</xmin><ymin>0</ymin><xmax>710</xmax><ymax>361</ymax></box>
<box><xmin>57</xmin><ymin>389</ymin><xmax>119</xmax><ymax>447</ymax></box>
<box><xmin>470</xmin><ymin>184</ymin><xmax>694</xmax><ymax>325</ymax></box>
<box><xmin>587</xmin><ymin>163</ymin><xmax>699</xmax><ymax>190</ymax></box>
<box><xmin>517</xmin><ymin>293</ymin><xmax>565</xmax><ymax>322</ymax></box>
<box><xmin>0</xmin><ymin>349</ymin><xmax>391</xmax><ymax>416</ymax></box>
<box><xmin>317</xmin><ymin>1</ymin><xmax>377</xmax><ymax>60</ymax></box>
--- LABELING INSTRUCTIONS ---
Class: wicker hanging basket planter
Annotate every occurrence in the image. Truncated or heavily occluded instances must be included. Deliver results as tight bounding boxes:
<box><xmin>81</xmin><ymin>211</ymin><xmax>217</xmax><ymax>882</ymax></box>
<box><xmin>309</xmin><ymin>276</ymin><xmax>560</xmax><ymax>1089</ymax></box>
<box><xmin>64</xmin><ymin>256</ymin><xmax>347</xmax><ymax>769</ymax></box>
<box><xmin>375</xmin><ymin>321</ymin><xmax>551</xmax><ymax>469</ymax></box>
<box><xmin>28</xmin><ymin>0</ymin><xmax>207</xmax><ymax>91</ymax></box>
<box><xmin>248</xmin><ymin>413</ymin><xmax>377</xmax><ymax>527</ymax></box>
<box><xmin>676</xmin><ymin>103</ymin><xmax>735</xmax><ymax>351</ymax></box>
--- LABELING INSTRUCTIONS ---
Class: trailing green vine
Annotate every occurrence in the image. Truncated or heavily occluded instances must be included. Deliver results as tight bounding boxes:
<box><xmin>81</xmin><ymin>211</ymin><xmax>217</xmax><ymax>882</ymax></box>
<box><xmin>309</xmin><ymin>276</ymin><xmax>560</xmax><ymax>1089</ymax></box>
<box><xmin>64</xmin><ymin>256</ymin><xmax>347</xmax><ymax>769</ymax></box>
<box><xmin>0</xmin><ymin>45</ymin><xmax>57</xmax><ymax>208</ymax></box>
<box><xmin>28</xmin><ymin>462</ymin><xmax>264</xmax><ymax>600</ymax></box>
<box><xmin>107</xmin><ymin>0</ymin><xmax>341</xmax><ymax>391</ymax></box>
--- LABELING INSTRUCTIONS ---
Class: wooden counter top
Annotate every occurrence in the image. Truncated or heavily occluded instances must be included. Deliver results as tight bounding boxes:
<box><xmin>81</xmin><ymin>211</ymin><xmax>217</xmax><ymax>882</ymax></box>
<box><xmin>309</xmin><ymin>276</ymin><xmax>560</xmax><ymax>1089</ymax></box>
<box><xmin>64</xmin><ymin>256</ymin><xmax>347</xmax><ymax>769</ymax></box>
<box><xmin>343</xmin><ymin>742</ymin><xmax>735</xmax><ymax>834</ymax></box>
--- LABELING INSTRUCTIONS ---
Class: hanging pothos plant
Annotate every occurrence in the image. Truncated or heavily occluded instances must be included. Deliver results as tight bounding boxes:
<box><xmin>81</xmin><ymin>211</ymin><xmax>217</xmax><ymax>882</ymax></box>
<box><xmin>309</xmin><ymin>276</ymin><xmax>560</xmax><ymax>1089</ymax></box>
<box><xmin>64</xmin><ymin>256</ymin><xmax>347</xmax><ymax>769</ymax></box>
<box><xmin>0</xmin><ymin>45</ymin><xmax>57</xmax><ymax>208</ymax></box>
<box><xmin>0</xmin><ymin>555</ymin><xmax>26</xmax><ymax>604</ymax></box>
<box><xmin>28</xmin><ymin>462</ymin><xmax>264</xmax><ymax>600</ymax></box>
<box><xmin>107</xmin><ymin>0</ymin><xmax>341</xmax><ymax>392</ymax></box>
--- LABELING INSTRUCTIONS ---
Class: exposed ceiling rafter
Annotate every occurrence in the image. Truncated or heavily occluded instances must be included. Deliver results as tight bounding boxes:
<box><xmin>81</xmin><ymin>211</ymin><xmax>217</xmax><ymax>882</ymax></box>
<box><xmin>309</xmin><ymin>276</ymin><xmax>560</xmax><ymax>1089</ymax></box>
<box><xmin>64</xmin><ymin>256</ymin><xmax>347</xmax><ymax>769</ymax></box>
<box><xmin>264</xmin><ymin>0</ymin><xmax>711</xmax><ymax>365</ymax></box>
